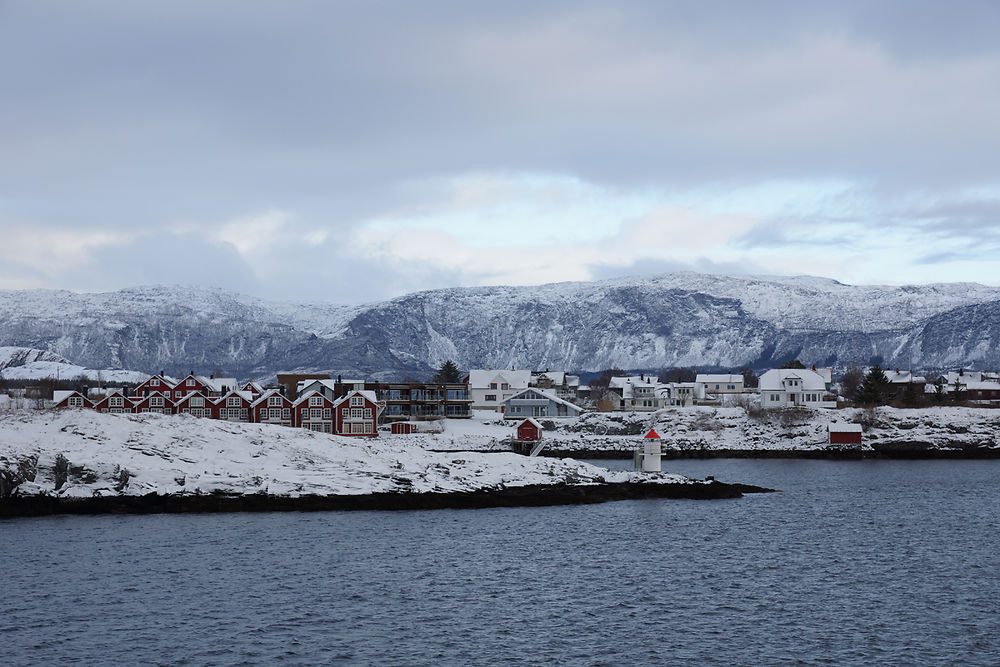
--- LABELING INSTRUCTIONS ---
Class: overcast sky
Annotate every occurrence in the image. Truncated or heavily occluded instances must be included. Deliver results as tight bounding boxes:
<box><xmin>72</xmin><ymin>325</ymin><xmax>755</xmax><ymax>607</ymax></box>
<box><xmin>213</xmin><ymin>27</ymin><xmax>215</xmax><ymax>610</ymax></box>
<box><xmin>3</xmin><ymin>1</ymin><xmax>1000</xmax><ymax>303</ymax></box>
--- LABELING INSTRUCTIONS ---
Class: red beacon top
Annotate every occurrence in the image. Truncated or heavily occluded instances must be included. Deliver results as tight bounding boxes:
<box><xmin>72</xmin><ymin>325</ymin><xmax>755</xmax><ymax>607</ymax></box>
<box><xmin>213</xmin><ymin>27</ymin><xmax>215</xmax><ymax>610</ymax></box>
<box><xmin>643</xmin><ymin>428</ymin><xmax>661</xmax><ymax>439</ymax></box>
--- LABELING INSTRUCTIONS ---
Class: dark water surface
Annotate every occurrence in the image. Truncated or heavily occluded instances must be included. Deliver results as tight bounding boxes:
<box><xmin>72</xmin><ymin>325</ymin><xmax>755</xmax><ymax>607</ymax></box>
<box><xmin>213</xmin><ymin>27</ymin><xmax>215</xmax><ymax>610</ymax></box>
<box><xmin>3</xmin><ymin>459</ymin><xmax>999</xmax><ymax>666</ymax></box>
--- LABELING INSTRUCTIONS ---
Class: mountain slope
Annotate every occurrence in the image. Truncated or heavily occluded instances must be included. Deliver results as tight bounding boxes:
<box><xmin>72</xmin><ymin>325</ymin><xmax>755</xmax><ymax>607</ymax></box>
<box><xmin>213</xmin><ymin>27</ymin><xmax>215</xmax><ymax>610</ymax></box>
<box><xmin>1</xmin><ymin>275</ymin><xmax>999</xmax><ymax>378</ymax></box>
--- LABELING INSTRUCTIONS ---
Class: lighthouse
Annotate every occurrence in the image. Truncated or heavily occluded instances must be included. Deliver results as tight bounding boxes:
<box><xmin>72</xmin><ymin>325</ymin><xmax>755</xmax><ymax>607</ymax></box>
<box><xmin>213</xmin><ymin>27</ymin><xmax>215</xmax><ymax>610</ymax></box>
<box><xmin>634</xmin><ymin>428</ymin><xmax>662</xmax><ymax>472</ymax></box>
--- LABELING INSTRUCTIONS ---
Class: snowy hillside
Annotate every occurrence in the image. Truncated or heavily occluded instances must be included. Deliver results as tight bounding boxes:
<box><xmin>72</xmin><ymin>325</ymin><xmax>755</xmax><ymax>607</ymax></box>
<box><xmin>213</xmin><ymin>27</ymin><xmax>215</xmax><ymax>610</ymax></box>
<box><xmin>2</xmin><ymin>274</ymin><xmax>1000</xmax><ymax>377</ymax></box>
<box><xmin>0</xmin><ymin>410</ymin><xmax>689</xmax><ymax>499</ymax></box>
<box><xmin>0</xmin><ymin>346</ymin><xmax>147</xmax><ymax>384</ymax></box>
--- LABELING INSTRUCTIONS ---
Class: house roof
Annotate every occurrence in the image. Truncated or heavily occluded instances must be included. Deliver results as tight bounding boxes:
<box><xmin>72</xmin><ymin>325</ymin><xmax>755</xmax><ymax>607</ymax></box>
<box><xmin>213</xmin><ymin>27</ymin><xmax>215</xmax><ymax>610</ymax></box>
<box><xmin>53</xmin><ymin>390</ymin><xmax>85</xmax><ymax>404</ymax></box>
<box><xmin>298</xmin><ymin>378</ymin><xmax>339</xmax><ymax>394</ymax></box>
<box><xmin>759</xmin><ymin>368</ymin><xmax>828</xmax><ymax>392</ymax></box>
<box><xmin>695</xmin><ymin>374</ymin><xmax>743</xmax><ymax>384</ymax></box>
<box><xmin>292</xmin><ymin>389</ymin><xmax>334</xmax><ymax>407</ymax></box>
<box><xmin>828</xmin><ymin>423</ymin><xmax>863</xmax><ymax>433</ymax></box>
<box><xmin>249</xmin><ymin>388</ymin><xmax>290</xmax><ymax>408</ymax></box>
<box><xmin>503</xmin><ymin>388</ymin><xmax>585</xmax><ymax>413</ymax></box>
<box><xmin>517</xmin><ymin>418</ymin><xmax>544</xmax><ymax>429</ymax></box>
<box><xmin>331</xmin><ymin>389</ymin><xmax>380</xmax><ymax>408</ymax></box>
<box><xmin>467</xmin><ymin>369</ymin><xmax>531</xmax><ymax>390</ymax></box>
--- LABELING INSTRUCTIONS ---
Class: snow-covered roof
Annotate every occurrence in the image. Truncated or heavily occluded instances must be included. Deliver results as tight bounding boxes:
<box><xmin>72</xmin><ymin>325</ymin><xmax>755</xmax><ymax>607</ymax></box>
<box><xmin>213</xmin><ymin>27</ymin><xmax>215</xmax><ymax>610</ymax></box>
<box><xmin>517</xmin><ymin>417</ymin><xmax>544</xmax><ymax>429</ymax></box>
<box><xmin>503</xmin><ymin>388</ymin><xmax>585</xmax><ymax>413</ymax></box>
<box><xmin>331</xmin><ymin>389</ymin><xmax>380</xmax><ymax>408</ymax></box>
<box><xmin>298</xmin><ymin>378</ymin><xmax>338</xmax><ymax>393</ymax></box>
<box><xmin>759</xmin><ymin>368</ymin><xmax>828</xmax><ymax>392</ymax></box>
<box><xmin>292</xmin><ymin>389</ymin><xmax>333</xmax><ymax>407</ymax></box>
<box><xmin>880</xmin><ymin>370</ymin><xmax>926</xmax><ymax>384</ymax></box>
<box><xmin>52</xmin><ymin>390</ymin><xmax>79</xmax><ymax>404</ymax></box>
<box><xmin>249</xmin><ymin>388</ymin><xmax>290</xmax><ymax>408</ymax></box>
<box><xmin>532</xmin><ymin>371</ymin><xmax>566</xmax><ymax>385</ymax></box>
<box><xmin>467</xmin><ymin>369</ymin><xmax>531</xmax><ymax>390</ymax></box>
<box><xmin>608</xmin><ymin>376</ymin><xmax>657</xmax><ymax>389</ymax></box>
<box><xmin>828</xmin><ymin>423</ymin><xmax>863</xmax><ymax>433</ymax></box>
<box><xmin>695</xmin><ymin>374</ymin><xmax>743</xmax><ymax>385</ymax></box>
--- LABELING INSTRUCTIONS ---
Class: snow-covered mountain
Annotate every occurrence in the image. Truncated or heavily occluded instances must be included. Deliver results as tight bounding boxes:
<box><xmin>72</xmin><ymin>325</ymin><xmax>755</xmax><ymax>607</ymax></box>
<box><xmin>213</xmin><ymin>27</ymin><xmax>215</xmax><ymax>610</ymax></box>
<box><xmin>1</xmin><ymin>274</ymin><xmax>999</xmax><ymax>378</ymax></box>
<box><xmin>0</xmin><ymin>346</ymin><xmax>148</xmax><ymax>384</ymax></box>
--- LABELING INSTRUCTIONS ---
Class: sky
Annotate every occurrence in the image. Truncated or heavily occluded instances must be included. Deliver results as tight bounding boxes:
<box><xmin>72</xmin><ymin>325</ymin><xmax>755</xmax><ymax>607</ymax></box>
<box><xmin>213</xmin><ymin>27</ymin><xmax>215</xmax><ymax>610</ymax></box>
<box><xmin>2</xmin><ymin>0</ymin><xmax>1000</xmax><ymax>303</ymax></box>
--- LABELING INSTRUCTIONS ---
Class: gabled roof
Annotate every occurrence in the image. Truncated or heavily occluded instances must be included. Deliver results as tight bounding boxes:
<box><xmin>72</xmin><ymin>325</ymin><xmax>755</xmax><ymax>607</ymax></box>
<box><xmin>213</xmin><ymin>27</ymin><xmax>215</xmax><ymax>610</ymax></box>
<box><xmin>212</xmin><ymin>389</ymin><xmax>254</xmax><ymax>404</ymax></box>
<box><xmin>292</xmin><ymin>389</ymin><xmax>336</xmax><ymax>408</ymax></box>
<box><xmin>695</xmin><ymin>374</ymin><xmax>743</xmax><ymax>384</ymax></box>
<box><xmin>467</xmin><ymin>369</ymin><xmax>531</xmax><ymax>390</ymax></box>
<box><xmin>53</xmin><ymin>390</ymin><xmax>90</xmax><ymax>405</ymax></box>
<box><xmin>298</xmin><ymin>378</ymin><xmax>339</xmax><ymax>394</ymax></box>
<box><xmin>759</xmin><ymin>368</ymin><xmax>828</xmax><ymax>392</ymax></box>
<box><xmin>250</xmin><ymin>388</ymin><xmax>291</xmax><ymax>408</ymax></box>
<box><xmin>517</xmin><ymin>417</ymin><xmax>544</xmax><ymax>429</ymax></box>
<box><xmin>503</xmin><ymin>388</ymin><xmax>585</xmax><ymax>413</ymax></box>
<box><xmin>331</xmin><ymin>389</ymin><xmax>380</xmax><ymax>408</ymax></box>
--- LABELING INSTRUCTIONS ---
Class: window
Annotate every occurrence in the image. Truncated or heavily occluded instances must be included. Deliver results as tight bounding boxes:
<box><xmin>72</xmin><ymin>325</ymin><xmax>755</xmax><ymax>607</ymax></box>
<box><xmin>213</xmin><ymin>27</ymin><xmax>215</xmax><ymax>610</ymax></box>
<box><xmin>69</xmin><ymin>396</ymin><xmax>83</xmax><ymax>407</ymax></box>
<box><xmin>351</xmin><ymin>408</ymin><xmax>363</xmax><ymax>418</ymax></box>
<box><xmin>269</xmin><ymin>408</ymin><xmax>281</xmax><ymax>419</ymax></box>
<box><xmin>282</xmin><ymin>409</ymin><xmax>290</xmax><ymax>419</ymax></box>
<box><xmin>110</xmin><ymin>397</ymin><xmax>123</xmax><ymax>407</ymax></box>
<box><xmin>228</xmin><ymin>396</ymin><xmax>241</xmax><ymax>407</ymax></box>
<box><xmin>501</xmin><ymin>383</ymin><xmax>509</xmax><ymax>390</ymax></box>
<box><xmin>323</xmin><ymin>408</ymin><xmax>331</xmax><ymax>419</ymax></box>
<box><xmin>151</xmin><ymin>379</ymin><xmax>159</xmax><ymax>386</ymax></box>
<box><xmin>727</xmin><ymin>384</ymin><xmax>735</xmax><ymax>390</ymax></box>
<box><xmin>311</xmin><ymin>408</ymin><xmax>322</xmax><ymax>419</ymax></box>
<box><xmin>485</xmin><ymin>394</ymin><xmax>497</xmax><ymax>402</ymax></box>
<box><xmin>151</xmin><ymin>396</ymin><xmax>164</xmax><ymax>407</ymax></box>
<box><xmin>191</xmin><ymin>396</ymin><xmax>204</xmax><ymax>407</ymax></box>
<box><xmin>187</xmin><ymin>379</ymin><xmax>195</xmax><ymax>386</ymax></box>
<box><xmin>364</xmin><ymin>408</ymin><xmax>372</xmax><ymax>419</ymax></box>
<box><xmin>350</xmin><ymin>396</ymin><xmax>364</xmax><ymax>406</ymax></box>
<box><xmin>310</xmin><ymin>396</ymin><xmax>323</xmax><ymax>406</ymax></box>
<box><xmin>269</xmin><ymin>396</ymin><xmax>282</xmax><ymax>406</ymax></box>
<box><xmin>490</xmin><ymin>383</ymin><xmax>497</xmax><ymax>389</ymax></box>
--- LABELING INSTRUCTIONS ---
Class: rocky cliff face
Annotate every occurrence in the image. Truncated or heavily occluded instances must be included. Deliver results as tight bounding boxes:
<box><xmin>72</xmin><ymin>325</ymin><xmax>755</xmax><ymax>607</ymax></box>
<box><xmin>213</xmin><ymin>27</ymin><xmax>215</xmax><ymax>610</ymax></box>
<box><xmin>1</xmin><ymin>275</ymin><xmax>999</xmax><ymax>378</ymax></box>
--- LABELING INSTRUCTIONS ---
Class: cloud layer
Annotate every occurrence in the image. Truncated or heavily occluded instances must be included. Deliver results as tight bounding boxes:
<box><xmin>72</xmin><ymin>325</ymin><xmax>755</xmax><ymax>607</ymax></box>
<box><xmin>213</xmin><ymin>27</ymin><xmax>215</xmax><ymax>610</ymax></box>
<box><xmin>2</xmin><ymin>1</ymin><xmax>1000</xmax><ymax>301</ymax></box>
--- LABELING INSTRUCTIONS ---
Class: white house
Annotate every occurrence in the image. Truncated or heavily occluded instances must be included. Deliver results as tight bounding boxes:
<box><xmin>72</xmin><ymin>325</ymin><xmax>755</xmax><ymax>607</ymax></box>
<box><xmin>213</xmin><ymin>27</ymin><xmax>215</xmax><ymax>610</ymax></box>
<box><xmin>502</xmin><ymin>388</ymin><xmax>585</xmax><ymax>419</ymax></box>
<box><xmin>758</xmin><ymin>368</ymin><xmax>836</xmax><ymax>409</ymax></box>
<box><xmin>609</xmin><ymin>376</ymin><xmax>660</xmax><ymax>411</ymax></box>
<box><xmin>658</xmin><ymin>382</ymin><xmax>696</xmax><ymax>407</ymax></box>
<box><xmin>694</xmin><ymin>374</ymin><xmax>745</xmax><ymax>400</ymax></box>
<box><xmin>467</xmin><ymin>369</ymin><xmax>532</xmax><ymax>412</ymax></box>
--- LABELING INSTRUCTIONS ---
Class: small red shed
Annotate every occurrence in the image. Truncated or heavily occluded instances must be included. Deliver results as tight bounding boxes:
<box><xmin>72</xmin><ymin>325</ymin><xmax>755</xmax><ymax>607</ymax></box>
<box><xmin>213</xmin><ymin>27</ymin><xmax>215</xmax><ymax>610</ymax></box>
<box><xmin>829</xmin><ymin>423</ymin><xmax>863</xmax><ymax>445</ymax></box>
<box><xmin>515</xmin><ymin>418</ymin><xmax>543</xmax><ymax>442</ymax></box>
<box><xmin>391</xmin><ymin>422</ymin><xmax>415</xmax><ymax>434</ymax></box>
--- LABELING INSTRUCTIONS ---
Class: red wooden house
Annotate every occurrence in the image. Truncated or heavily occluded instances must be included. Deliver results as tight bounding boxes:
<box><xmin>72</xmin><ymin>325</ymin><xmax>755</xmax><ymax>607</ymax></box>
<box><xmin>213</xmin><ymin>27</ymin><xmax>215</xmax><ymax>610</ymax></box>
<box><xmin>52</xmin><ymin>391</ymin><xmax>93</xmax><ymax>409</ymax></box>
<box><xmin>131</xmin><ymin>374</ymin><xmax>176</xmax><ymax>399</ymax></box>
<box><xmin>293</xmin><ymin>390</ymin><xmax>336</xmax><ymax>433</ymax></box>
<box><xmin>250</xmin><ymin>389</ymin><xmax>293</xmax><ymax>427</ymax></box>
<box><xmin>92</xmin><ymin>390</ymin><xmax>134</xmax><ymax>414</ymax></box>
<box><xmin>132</xmin><ymin>393</ymin><xmax>175</xmax><ymax>415</ymax></box>
<box><xmin>332</xmin><ymin>389</ymin><xmax>381</xmax><ymax>437</ymax></box>
<box><xmin>211</xmin><ymin>390</ymin><xmax>253</xmax><ymax>422</ymax></box>
<box><xmin>515</xmin><ymin>418</ymin><xmax>543</xmax><ymax>442</ymax></box>
<box><xmin>174</xmin><ymin>392</ymin><xmax>213</xmax><ymax>417</ymax></box>
<box><xmin>828</xmin><ymin>423</ymin><xmax>862</xmax><ymax>445</ymax></box>
<box><xmin>173</xmin><ymin>374</ymin><xmax>211</xmax><ymax>400</ymax></box>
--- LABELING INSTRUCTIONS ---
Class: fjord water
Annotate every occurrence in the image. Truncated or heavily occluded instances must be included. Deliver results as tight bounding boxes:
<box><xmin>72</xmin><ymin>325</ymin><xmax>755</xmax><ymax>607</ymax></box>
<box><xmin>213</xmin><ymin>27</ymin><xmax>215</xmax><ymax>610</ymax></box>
<box><xmin>3</xmin><ymin>460</ymin><xmax>999</xmax><ymax>666</ymax></box>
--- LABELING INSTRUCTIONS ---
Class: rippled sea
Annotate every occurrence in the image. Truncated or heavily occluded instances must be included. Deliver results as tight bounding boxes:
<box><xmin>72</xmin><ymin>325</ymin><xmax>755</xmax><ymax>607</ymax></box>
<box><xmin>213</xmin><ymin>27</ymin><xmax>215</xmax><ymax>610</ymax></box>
<box><xmin>3</xmin><ymin>459</ymin><xmax>1000</xmax><ymax>666</ymax></box>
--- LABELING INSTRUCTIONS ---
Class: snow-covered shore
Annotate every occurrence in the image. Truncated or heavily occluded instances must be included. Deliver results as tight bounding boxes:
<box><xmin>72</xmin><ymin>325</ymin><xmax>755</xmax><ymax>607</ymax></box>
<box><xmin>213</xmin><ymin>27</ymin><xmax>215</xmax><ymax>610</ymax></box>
<box><xmin>0</xmin><ymin>410</ymin><xmax>753</xmax><ymax>515</ymax></box>
<box><xmin>374</xmin><ymin>407</ymin><xmax>1000</xmax><ymax>457</ymax></box>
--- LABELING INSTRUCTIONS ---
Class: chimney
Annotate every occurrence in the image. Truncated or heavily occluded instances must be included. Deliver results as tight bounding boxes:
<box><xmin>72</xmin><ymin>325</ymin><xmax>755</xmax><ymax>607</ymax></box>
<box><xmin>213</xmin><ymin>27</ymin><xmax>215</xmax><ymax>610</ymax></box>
<box><xmin>811</xmin><ymin>365</ymin><xmax>816</xmax><ymax>371</ymax></box>
<box><xmin>337</xmin><ymin>374</ymin><xmax>342</xmax><ymax>383</ymax></box>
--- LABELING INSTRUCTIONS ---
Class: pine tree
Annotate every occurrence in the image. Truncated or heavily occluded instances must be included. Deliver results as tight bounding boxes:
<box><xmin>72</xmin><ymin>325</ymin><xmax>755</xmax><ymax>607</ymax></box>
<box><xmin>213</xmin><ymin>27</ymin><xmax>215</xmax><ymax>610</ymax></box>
<box><xmin>432</xmin><ymin>360</ymin><xmax>462</xmax><ymax>383</ymax></box>
<box><xmin>856</xmin><ymin>365</ymin><xmax>890</xmax><ymax>406</ymax></box>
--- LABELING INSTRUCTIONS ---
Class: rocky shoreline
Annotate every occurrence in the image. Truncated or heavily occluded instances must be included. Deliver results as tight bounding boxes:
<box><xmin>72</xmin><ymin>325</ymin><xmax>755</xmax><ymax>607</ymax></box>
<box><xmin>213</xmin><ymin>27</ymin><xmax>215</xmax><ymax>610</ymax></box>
<box><xmin>539</xmin><ymin>443</ymin><xmax>1000</xmax><ymax>460</ymax></box>
<box><xmin>0</xmin><ymin>480</ymin><xmax>775</xmax><ymax>518</ymax></box>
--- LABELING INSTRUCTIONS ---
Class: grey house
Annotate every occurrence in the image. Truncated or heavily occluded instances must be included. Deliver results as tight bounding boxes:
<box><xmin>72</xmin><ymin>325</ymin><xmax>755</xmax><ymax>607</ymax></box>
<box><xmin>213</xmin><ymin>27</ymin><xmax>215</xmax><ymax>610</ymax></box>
<box><xmin>502</xmin><ymin>388</ymin><xmax>585</xmax><ymax>419</ymax></box>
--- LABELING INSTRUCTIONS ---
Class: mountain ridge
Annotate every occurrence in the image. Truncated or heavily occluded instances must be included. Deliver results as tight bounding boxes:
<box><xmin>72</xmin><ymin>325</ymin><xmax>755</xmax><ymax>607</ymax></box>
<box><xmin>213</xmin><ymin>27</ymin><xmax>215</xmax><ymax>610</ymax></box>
<box><xmin>2</xmin><ymin>274</ymin><xmax>999</xmax><ymax>378</ymax></box>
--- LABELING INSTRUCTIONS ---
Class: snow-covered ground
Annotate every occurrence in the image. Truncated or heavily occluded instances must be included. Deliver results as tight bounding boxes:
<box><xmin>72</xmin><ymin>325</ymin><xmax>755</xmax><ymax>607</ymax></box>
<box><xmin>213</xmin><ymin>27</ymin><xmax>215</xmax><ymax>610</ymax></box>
<box><xmin>378</xmin><ymin>407</ymin><xmax>1000</xmax><ymax>453</ymax></box>
<box><xmin>0</xmin><ymin>410</ymin><xmax>690</xmax><ymax>499</ymax></box>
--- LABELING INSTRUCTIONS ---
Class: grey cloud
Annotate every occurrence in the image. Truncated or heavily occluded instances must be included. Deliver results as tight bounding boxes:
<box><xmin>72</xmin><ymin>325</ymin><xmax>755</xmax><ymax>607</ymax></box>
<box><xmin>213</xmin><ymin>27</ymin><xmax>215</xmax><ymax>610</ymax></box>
<box><xmin>3</xmin><ymin>1</ymin><xmax>1000</xmax><ymax>299</ymax></box>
